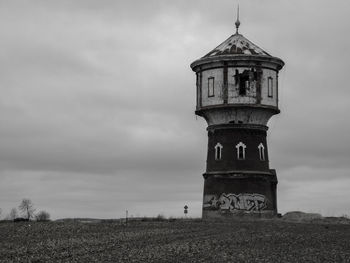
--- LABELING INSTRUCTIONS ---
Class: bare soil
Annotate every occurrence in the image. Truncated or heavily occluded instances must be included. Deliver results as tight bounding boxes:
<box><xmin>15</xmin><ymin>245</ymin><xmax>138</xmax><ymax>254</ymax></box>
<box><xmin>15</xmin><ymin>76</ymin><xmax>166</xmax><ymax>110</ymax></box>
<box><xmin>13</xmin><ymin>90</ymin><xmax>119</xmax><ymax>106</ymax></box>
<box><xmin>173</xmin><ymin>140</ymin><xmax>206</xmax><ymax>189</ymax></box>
<box><xmin>1</xmin><ymin>219</ymin><xmax>350</xmax><ymax>262</ymax></box>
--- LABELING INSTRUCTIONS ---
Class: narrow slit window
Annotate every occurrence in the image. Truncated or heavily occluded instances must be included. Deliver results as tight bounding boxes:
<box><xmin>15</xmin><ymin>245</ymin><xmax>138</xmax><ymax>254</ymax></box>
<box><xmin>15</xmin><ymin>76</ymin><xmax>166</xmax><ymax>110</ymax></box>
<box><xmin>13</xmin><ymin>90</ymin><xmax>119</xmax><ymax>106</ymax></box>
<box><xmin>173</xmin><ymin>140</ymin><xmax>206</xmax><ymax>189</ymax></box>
<box><xmin>208</xmin><ymin>77</ymin><xmax>214</xmax><ymax>97</ymax></box>
<box><xmin>216</xmin><ymin>147</ymin><xmax>221</xmax><ymax>160</ymax></box>
<box><xmin>196</xmin><ymin>73</ymin><xmax>199</xmax><ymax>107</ymax></box>
<box><xmin>268</xmin><ymin>77</ymin><xmax>273</xmax><ymax>98</ymax></box>
<box><xmin>258</xmin><ymin>143</ymin><xmax>265</xmax><ymax>161</ymax></box>
<box><xmin>236</xmin><ymin>142</ymin><xmax>246</xmax><ymax>160</ymax></box>
<box><xmin>215</xmin><ymin>143</ymin><xmax>223</xmax><ymax>160</ymax></box>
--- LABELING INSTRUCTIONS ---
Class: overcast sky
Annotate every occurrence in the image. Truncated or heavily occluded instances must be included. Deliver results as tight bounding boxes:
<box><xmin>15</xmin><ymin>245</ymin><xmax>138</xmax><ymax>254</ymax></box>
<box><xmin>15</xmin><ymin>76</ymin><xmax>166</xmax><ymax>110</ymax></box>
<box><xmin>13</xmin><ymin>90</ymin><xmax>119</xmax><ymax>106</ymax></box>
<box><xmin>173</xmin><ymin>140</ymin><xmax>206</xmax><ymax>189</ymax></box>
<box><xmin>0</xmin><ymin>0</ymin><xmax>349</xmax><ymax>219</ymax></box>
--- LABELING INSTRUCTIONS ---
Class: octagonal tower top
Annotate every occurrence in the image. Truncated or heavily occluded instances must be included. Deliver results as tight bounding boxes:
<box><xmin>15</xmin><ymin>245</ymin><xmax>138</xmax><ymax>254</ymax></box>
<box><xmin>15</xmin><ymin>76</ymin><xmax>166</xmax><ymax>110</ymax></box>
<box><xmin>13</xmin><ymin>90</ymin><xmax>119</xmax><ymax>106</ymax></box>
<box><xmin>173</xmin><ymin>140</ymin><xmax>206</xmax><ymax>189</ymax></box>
<box><xmin>191</xmin><ymin>11</ymin><xmax>284</xmax><ymax>71</ymax></box>
<box><xmin>191</xmin><ymin>32</ymin><xmax>284</xmax><ymax>71</ymax></box>
<box><xmin>190</xmin><ymin>13</ymin><xmax>285</xmax><ymax>127</ymax></box>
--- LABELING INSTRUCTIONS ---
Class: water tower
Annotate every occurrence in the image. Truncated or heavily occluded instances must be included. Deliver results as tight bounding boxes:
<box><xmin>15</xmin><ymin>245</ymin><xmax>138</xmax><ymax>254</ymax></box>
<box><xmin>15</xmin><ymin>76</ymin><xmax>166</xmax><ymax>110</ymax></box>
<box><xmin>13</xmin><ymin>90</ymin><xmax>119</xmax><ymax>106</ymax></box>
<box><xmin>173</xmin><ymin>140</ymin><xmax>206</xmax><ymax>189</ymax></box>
<box><xmin>190</xmin><ymin>14</ymin><xmax>284</xmax><ymax>218</ymax></box>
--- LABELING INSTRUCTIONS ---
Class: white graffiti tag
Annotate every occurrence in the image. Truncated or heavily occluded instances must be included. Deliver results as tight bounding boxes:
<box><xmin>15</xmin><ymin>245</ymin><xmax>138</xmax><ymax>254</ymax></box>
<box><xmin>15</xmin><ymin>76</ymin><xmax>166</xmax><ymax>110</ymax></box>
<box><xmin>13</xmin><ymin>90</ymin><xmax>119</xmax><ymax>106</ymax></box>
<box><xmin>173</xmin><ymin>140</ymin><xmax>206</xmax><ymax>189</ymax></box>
<box><xmin>203</xmin><ymin>193</ymin><xmax>268</xmax><ymax>212</ymax></box>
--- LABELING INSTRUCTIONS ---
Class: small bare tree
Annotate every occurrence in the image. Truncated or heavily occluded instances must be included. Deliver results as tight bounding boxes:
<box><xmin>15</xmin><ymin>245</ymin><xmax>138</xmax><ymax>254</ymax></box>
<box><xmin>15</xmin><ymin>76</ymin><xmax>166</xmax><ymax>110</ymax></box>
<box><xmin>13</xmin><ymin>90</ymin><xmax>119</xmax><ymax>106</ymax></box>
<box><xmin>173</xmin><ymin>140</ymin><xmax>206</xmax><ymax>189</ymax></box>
<box><xmin>19</xmin><ymin>199</ymin><xmax>35</xmax><ymax>220</ymax></box>
<box><xmin>36</xmin><ymin>211</ymin><xmax>50</xmax><ymax>222</ymax></box>
<box><xmin>9</xmin><ymin>208</ymin><xmax>18</xmax><ymax>220</ymax></box>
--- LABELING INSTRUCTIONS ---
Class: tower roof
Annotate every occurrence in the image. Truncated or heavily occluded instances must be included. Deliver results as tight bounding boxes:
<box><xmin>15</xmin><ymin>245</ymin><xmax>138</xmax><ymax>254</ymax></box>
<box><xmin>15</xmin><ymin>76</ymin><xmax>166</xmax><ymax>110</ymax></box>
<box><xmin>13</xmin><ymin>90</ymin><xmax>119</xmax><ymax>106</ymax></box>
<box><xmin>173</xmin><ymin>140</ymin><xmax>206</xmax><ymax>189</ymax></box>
<box><xmin>203</xmin><ymin>33</ymin><xmax>271</xmax><ymax>58</ymax></box>
<box><xmin>190</xmin><ymin>9</ymin><xmax>285</xmax><ymax>71</ymax></box>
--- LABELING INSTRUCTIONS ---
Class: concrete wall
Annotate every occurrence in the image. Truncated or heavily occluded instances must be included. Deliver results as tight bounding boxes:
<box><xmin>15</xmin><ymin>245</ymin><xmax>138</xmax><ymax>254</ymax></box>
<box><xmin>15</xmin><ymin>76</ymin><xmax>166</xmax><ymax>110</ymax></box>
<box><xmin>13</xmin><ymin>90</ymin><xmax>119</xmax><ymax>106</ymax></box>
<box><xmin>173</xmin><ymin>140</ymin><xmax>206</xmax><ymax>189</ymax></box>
<box><xmin>260</xmin><ymin>69</ymin><xmax>277</xmax><ymax>107</ymax></box>
<box><xmin>199</xmin><ymin>67</ymin><xmax>278</xmax><ymax>108</ymax></box>
<box><xmin>202</xmin><ymin>108</ymin><xmax>276</xmax><ymax>126</ymax></box>
<box><xmin>202</xmin><ymin>174</ymin><xmax>277</xmax><ymax>217</ymax></box>
<box><xmin>201</xmin><ymin>69</ymin><xmax>224</xmax><ymax>106</ymax></box>
<box><xmin>227</xmin><ymin>67</ymin><xmax>257</xmax><ymax>104</ymax></box>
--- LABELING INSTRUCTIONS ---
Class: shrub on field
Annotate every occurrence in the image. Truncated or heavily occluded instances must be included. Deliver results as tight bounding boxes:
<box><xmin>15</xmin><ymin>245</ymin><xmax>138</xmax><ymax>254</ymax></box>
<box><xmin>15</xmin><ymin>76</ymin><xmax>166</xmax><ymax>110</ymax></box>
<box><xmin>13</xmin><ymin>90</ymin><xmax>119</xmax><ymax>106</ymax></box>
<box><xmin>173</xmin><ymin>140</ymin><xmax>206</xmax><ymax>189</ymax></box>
<box><xmin>156</xmin><ymin>214</ymin><xmax>166</xmax><ymax>221</ymax></box>
<box><xmin>168</xmin><ymin>216</ymin><xmax>177</xmax><ymax>222</ymax></box>
<box><xmin>36</xmin><ymin>210</ymin><xmax>51</xmax><ymax>222</ymax></box>
<box><xmin>189</xmin><ymin>218</ymin><xmax>202</xmax><ymax>222</ymax></box>
<box><xmin>13</xmin><ymin>217</ymin><xmax>29</xmax><ymax>222</ymax></box>
<box><xmin>140</xmin><ymin>215</ymin><xmax>167</xmax><ymax>222</ymax></box>
<box><xmin>141</xmin><ymin>216</ymin><xmax>150</xmax><ymax>222</ymax></box>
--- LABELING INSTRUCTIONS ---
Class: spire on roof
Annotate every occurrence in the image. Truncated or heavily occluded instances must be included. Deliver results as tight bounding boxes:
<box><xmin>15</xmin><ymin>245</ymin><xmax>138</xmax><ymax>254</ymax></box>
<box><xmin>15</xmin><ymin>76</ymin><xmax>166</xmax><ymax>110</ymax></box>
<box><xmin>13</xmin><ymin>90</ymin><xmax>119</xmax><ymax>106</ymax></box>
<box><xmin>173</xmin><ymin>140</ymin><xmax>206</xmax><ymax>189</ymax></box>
<box><xmin>235</xmin><ymin>5</ymin><xmax>240</xmax><ymax>34</ymax></box>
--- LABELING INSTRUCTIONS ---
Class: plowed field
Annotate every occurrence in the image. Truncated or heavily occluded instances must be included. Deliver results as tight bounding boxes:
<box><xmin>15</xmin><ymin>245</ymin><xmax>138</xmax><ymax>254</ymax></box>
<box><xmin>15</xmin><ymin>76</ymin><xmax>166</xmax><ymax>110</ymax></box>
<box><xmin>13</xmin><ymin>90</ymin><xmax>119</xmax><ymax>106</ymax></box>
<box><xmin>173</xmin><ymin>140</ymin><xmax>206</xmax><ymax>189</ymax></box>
<box><xmin>1</xmin><ymin>219</ymin><xmax>350</xmax><ymax>262</ymax></box>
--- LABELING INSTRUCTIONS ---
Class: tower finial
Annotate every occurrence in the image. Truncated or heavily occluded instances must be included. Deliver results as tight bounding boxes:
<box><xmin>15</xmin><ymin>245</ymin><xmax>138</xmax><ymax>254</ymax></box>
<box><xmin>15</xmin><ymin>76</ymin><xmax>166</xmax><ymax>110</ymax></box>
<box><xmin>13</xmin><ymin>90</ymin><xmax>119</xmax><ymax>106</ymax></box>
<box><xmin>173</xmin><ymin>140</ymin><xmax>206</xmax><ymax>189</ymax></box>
<box><xmin>235</xmin><ymin>4</ymin><xmax>240</xmax><ymax>34</ymax></box>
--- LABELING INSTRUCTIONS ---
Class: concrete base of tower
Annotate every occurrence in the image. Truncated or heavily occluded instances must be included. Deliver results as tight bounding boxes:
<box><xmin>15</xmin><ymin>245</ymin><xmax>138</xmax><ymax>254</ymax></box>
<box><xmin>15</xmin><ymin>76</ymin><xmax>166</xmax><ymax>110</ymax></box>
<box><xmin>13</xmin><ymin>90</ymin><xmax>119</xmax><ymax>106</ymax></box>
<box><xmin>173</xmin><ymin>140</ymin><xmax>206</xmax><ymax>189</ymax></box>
<box><xmin>202</xmin><ymin>170</ymin><xmax>278</xmax><ymax>219</ymax></box>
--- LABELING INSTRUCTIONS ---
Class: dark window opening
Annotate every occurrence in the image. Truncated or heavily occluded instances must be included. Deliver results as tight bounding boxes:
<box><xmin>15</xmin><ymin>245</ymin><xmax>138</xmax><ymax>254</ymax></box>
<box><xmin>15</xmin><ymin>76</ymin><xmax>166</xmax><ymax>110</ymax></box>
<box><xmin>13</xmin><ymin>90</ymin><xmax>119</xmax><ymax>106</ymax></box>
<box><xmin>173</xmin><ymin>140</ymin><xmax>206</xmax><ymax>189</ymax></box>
<box><xmin>215</xmin><ymin>143</ymin><xmax>223</xmax><ymax>160</ymax></box>
<box><xmin>216</xmin><ymin>147</ymin><xmax>221</xmax><ymax>160</ymax></box>
<box><xmin>208</xmin><ymin>77</ymin><xmax>214</xmax><ymax>97</ymax></box>
<box><xmin>268</xmin><ymin>77</ymin><xmax>273</xmax><ymax>98</ymax></box>
<box><xmin>239</xmin><ymin>76</ymin><xmax>249</xmax><ymax>95</ymax></box>
<box><xmin>236</xmin><ymin>142</ymin><xmax>246</xmax><ymax>160</ymax></box>
<box><xmin>238</xmin><ymin>146</ymin><xmax>244</xmax><ymax>159</ymax></box>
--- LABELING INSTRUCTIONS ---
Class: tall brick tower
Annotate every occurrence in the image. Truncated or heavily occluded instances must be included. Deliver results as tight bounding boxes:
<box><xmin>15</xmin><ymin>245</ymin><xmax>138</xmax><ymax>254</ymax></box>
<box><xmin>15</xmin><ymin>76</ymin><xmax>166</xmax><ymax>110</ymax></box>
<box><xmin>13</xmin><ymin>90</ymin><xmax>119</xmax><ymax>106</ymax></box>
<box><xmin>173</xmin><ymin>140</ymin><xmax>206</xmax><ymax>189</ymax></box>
<box><xmin>190</xmin><ymin>15</ymin><xmax>284</xmax><ymax>218</ymax></box>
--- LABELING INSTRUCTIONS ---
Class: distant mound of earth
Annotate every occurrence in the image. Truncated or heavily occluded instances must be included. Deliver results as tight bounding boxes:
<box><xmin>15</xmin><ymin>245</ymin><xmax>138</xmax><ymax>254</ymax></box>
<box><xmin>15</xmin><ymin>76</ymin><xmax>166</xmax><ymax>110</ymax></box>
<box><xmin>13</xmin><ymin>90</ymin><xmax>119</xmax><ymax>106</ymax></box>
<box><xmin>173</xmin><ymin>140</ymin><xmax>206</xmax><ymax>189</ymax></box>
<box><xmin>282</xmin><ymin>211</ymin><xmax>322</xmax><ymax>222</ymax></box>
<box><xmin>282</xmin><ymin>211</ymin><xmax>350</xmax><ymax>224</ymax></box>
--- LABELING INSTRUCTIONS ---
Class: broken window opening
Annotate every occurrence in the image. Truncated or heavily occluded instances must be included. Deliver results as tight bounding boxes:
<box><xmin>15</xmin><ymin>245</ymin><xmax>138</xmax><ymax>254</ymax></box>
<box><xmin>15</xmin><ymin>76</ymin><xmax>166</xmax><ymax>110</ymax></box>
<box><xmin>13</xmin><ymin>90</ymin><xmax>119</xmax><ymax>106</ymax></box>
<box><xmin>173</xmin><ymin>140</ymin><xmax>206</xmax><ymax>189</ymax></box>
<box><xmin>234</xmin><ymin>68</ymin><xmax>258</xmax><ymax>96</ymax></box>
<box><xmin>208</xmin><ymin>77</ymin><xmax>214</xmax><ymax>97</ymax></box>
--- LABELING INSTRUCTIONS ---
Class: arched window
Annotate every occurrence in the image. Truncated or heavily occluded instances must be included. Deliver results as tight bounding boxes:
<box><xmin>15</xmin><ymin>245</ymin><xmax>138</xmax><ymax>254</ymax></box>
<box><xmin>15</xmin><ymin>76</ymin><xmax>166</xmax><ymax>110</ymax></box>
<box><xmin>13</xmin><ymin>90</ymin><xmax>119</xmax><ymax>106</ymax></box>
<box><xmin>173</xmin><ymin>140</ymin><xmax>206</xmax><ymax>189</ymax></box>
<box><xmin>235</xmin><ymin>142</ymin><xmax>246</xmax><ymax>160</ymax></box>
<box><xmin>215</xmin><ymin>143</ymin><xmax>223</xmax><ymax>160</ymax></box>
<box><xmin>258</xmin><ymin>143</ymin><xmax>265</xmax><ymax>161</ymax></box>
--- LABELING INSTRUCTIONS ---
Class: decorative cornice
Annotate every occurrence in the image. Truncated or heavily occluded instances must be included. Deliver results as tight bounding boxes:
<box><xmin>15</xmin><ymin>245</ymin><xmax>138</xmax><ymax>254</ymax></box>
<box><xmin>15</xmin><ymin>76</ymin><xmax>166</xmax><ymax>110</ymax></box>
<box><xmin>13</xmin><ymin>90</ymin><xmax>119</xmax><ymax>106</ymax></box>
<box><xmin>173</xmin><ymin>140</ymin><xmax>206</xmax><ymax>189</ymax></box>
<box><xmin>195</xmin><ymin>104</ymin><xmax>280</xmax><ymax>116</ymax></box>
<box><xmin>191</xmin><ymin>54</ymin><xmax>284</xmax><ymax>72</ymax></box>
<box><xmin>207</xmin><ymin>123</ymin><xmax>268</xmax><ymax>131</ymax></box>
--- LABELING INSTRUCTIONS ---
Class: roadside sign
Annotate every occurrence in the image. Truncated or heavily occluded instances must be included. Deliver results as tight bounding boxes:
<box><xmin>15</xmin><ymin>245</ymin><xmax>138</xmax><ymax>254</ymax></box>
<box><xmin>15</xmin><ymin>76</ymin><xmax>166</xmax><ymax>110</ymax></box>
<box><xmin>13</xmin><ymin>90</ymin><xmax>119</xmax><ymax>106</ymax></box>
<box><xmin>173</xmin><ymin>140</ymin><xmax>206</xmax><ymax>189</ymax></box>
<box><xmin>184</xmin><ymin>205</ymin><xmax>188</xmax><ymax>215</ymax></box>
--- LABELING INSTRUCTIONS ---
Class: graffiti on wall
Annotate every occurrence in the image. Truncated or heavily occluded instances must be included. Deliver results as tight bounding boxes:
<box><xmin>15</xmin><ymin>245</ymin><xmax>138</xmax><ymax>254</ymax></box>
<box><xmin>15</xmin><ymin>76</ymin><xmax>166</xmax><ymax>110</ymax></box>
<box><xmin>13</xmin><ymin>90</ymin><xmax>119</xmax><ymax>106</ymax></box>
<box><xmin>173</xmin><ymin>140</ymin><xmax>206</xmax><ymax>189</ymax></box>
<box><xmin>203</xmin><ymin>193</ymin><xmax>268</xmax><ymax>212</ymax></box>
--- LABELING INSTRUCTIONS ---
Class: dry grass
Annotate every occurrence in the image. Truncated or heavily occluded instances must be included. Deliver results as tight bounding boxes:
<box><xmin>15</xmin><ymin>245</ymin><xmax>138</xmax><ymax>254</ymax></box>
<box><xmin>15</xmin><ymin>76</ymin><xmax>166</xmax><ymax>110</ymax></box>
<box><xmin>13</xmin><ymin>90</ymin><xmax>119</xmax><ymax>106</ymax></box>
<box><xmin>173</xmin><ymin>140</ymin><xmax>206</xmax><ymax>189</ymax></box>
<box><xmin>1</xmin><ymin>218</ymin><xmax>350</xmax><ymax>262</ymax></box>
